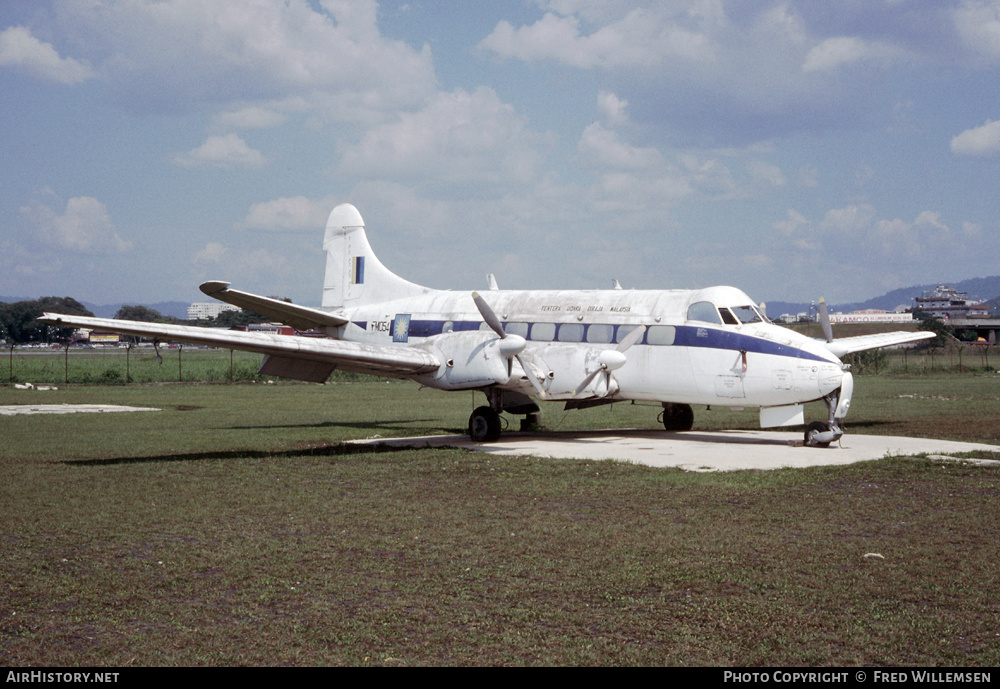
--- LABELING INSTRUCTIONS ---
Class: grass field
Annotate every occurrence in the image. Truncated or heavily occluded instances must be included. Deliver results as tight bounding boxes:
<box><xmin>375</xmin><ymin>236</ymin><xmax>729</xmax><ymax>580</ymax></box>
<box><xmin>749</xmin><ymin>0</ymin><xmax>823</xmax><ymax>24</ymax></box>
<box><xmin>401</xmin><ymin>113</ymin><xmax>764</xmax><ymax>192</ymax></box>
<box><xmin>2</xmin><ymin>375</ymin><xmax>999</xmax><ymax>666</ymax></box>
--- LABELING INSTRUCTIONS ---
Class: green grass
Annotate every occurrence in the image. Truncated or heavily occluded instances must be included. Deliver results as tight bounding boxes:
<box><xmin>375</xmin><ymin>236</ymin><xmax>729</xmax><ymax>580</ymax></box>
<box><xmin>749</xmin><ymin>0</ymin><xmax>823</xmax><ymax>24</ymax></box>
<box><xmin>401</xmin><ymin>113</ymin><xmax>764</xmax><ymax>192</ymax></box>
<box><xmin>1</xmin><ymin>376</ymin><xmax>999</xmax><ymax>666</ymax></box>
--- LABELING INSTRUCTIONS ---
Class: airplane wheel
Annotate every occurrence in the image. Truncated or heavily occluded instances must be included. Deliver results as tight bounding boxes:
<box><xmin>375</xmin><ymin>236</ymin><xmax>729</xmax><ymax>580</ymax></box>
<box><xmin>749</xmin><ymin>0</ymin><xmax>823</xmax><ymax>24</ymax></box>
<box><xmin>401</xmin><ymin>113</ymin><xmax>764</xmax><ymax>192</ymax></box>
<box><xmin>661</xmin><ymin>403</ymin><xmax>694</xmax><ymax>432</ymax></box>
<box><xmin>469</xmin><ymin>406</ymin><xmax>502</xmax><ymax>442</ymax></box>
<box><xmin>804</xmin><ymin>421</ymin><xmax>831</xmax><ymax>448</ymax></box>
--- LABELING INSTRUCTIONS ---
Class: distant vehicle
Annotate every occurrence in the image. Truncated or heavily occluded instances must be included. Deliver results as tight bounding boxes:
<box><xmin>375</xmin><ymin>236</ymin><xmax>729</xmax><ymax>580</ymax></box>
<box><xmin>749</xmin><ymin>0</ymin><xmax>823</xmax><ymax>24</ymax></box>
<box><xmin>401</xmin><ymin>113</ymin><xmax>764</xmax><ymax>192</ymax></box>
<box><xmin>41</xmin><ymin>204</ymin><xmax>935</xmax><ymax>447</ymax></box>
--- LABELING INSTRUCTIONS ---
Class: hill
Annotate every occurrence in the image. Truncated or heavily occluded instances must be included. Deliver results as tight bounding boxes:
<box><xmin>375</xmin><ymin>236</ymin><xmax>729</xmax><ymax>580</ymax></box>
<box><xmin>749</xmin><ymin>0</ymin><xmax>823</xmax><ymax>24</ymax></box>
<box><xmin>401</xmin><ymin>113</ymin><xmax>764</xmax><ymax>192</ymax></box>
<box><xmin>766</xmin><ymin>275</ymin><xmax>1000</xmax><ymax>320</ymax></box>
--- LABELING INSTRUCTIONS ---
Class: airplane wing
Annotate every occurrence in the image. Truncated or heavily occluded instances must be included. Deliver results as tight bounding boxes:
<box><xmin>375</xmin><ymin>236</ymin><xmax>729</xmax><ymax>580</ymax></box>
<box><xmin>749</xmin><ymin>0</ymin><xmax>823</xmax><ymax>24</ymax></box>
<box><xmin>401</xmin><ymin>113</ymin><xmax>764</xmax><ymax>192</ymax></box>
<box><xmin>823</xmin><ymin>331</ymin><xmax>936</xmax><ymax>358</ymax></box>
<box><xmin>199</xmin><ymin>281</ymin><xmax>349</xmax><ymax>331</ymax></box>
<box><xmin>38</xmin><ymin>313</ymin><xmax>439</xmax><ymax>383</ymax></box>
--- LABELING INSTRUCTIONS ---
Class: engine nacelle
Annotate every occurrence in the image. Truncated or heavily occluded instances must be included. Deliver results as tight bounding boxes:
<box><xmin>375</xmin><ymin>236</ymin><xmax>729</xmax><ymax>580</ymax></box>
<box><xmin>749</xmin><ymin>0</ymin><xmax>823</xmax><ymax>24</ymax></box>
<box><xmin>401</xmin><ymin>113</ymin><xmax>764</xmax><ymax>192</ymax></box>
<box><xmin>414</xmin><ymin>331</ymin><xmax>510</xmax><ymax>390</ymax></box>
<box><xmin>531</xmin><ymin>344</ymin><xmax>619</xmax><ymax>399</ymax></box>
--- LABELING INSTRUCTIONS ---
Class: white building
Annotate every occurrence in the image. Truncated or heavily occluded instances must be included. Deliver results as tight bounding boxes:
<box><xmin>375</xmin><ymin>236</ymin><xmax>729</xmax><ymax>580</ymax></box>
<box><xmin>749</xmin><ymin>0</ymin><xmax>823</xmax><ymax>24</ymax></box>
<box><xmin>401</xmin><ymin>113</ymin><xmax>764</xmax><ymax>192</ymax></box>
<box><xmin>187</xmin><ymin>302</ymin><xmax>240</xmax><ymax>320</ymax></box>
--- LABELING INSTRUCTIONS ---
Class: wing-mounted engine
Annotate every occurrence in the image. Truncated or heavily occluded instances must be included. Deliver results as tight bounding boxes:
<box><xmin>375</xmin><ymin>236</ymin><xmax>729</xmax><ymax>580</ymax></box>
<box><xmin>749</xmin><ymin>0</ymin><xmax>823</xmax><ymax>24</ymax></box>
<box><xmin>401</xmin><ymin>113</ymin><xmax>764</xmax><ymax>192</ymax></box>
<box><xmin>415</xmin><ymin>330</ymin><xmax>513</xmax><ymax>390</ymax></box>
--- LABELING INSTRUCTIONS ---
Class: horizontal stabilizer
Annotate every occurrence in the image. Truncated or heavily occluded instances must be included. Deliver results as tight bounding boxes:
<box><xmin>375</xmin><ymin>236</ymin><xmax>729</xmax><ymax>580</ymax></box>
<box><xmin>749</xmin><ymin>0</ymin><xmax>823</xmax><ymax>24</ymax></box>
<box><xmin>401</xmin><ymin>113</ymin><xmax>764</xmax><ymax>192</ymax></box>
<box><xmin>200</xmin><ymin>281</ymin><xmax>348</xmax><ymax>331</ymax></box>
<box><xmin>823</xmin><ymin>331</ymin><xmax>936</xmax><ymax>358</ymax></box>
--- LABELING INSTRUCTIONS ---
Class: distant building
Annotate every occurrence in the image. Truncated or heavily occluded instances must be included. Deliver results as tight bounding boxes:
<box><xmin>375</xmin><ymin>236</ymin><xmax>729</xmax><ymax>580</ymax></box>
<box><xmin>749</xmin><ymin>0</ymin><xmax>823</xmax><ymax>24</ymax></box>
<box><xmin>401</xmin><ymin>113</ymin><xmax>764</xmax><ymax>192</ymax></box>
<box><xmin>187</xmin><ymin>302</ymin><xmax>240</xmax><ymax>320</ymax></box>
<box><xmin>829</xmin><ymin>310</ymin><xmax>914</xmax><ymax>324</ymax></box>
<box><xmin>913</xmin><ymin>285</ymin><xmax>991</xmax><ymax>320</ymax></box>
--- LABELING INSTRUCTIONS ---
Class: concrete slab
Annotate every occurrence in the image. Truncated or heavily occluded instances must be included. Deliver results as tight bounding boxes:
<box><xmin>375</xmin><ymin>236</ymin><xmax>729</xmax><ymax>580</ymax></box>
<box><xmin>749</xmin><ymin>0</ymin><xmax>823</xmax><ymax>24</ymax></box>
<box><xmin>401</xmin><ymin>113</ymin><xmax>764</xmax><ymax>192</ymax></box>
<box><xmin>351</xmin><ymin>429</ymin><xmax>1000</xmax><ymax>472</ymax></box>
<box><xmin>0</xmin><ymin>404</ymin><xmax>160</xmax><ymax>415</ymax></box>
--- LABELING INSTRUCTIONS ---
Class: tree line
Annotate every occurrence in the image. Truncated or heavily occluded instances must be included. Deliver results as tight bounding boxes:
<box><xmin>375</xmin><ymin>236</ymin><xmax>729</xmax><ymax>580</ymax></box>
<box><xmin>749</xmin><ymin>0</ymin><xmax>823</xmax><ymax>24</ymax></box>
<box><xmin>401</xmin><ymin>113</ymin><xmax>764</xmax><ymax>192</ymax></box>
<box><xmin>1</xmin><ymin>298</ymin><xmax>272</xmax><ymax>345</ymax></box>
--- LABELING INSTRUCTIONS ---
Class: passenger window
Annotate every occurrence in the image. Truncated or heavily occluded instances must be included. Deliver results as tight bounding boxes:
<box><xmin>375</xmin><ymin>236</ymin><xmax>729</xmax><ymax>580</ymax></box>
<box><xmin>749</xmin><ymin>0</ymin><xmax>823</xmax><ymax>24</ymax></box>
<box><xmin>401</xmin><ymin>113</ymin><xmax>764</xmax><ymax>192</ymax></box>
<box><xmin>530</xmin><ymin>323</ymin><xmax>556</xmax><ymax>341</ymax></box>
<box><xmin>687</xmin><ymin>301</ymin><xmax>722</xmax><ymax>324</ymax></box>
<box><xmin>557</xmin><ymin>323</ymin><xmax>584</xmax><ymax>342</ymax></box>
<box><xmin>442</xmin><ymin>321</ymin><xmax>454</xmax><ymax>333</ymax></box>
<box><xmin>504</xmin><ymin>322</ymin><xmax>528</xmax><ymax>337</ymax></box>
<box><xmin>586</xmin><ymin>323</ymin><xmax>614</xmax><ymax>344</ymax></box>
<box><xmin>647</xmin><ymin>325</ymin><xmax>676</xmax><ymax>346</ymax></box>
<box><xmin>615</xmin><ymin>324</ymin><xmax>644</xmax><ymax>345</ymax></box>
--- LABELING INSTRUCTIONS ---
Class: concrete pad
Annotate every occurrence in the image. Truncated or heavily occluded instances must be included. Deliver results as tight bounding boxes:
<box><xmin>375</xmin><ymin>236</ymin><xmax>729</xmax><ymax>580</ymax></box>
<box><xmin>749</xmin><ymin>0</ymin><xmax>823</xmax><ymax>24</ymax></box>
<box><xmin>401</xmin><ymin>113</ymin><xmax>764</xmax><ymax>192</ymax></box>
<box><xmin>351</xmin><ymin>429</ymin><xmax>1000</xmax><ymax>472</ymax></box>
<box><xmin>0</xmin><ymin>404</ymin><xmax>160</xmax><ymax>415</ymax></box>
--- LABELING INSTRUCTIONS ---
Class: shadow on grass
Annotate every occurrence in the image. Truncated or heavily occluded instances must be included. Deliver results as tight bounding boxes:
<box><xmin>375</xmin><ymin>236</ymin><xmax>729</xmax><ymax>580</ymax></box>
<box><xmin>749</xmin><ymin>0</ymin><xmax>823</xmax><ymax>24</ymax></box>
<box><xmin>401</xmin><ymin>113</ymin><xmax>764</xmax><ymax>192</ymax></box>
<box><xmin>224</xmin><ymin>418</ymin><xmax>442</xmax><ymax>432</ymax></box>
<box><xmin>62</xmin><ymin>440</ymin><xmax>456</xmax><ymax>467</ymax></box>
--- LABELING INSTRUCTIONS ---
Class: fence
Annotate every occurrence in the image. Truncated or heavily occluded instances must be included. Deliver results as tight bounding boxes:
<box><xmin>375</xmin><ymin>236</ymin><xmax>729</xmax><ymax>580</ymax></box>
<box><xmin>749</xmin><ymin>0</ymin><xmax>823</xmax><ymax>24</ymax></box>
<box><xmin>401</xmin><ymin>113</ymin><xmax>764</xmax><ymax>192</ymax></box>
<box><xmin>4</xmin><ymin>345</ymin><xmax>267</xmax><ymax>385</ymax></box>
<box><xmin>4</xmin><ymin>342</ymin><xmax>995</xmax><ymax>387</ymax></box>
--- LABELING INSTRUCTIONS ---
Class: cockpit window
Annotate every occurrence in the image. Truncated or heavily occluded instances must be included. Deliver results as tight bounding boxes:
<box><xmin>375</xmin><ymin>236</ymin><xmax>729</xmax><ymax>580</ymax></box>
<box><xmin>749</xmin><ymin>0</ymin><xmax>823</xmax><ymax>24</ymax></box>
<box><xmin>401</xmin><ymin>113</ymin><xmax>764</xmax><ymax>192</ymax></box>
<box><xmin>730</xmin><ymin>305</ymin><xmax>764</xmax><ymax>324</ymax></box>
<box><xmin>687</xmin><ymin>301</ymin><xmax>722</xmax><ymax>324</ymax></box>
<box><xmin>718</xmin><ymin>307</ymin><xmax>740</xmax><ymax>325</ymax></box>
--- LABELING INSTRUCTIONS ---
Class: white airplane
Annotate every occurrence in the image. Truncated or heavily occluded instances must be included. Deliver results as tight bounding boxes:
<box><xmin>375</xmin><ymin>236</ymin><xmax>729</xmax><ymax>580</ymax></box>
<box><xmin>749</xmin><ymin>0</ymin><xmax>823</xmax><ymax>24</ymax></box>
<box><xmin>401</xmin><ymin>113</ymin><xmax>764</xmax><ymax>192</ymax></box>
<box><xmin>41</xmin><ymin>203</ymin><xmax>935</xmax><ymax>447</ymax></box>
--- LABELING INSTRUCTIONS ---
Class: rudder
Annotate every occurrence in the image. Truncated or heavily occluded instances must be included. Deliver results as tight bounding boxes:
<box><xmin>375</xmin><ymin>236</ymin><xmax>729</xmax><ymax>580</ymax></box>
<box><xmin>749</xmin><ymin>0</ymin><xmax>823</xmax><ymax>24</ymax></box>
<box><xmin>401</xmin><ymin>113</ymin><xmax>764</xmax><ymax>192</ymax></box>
<box><xmin>321</xmin><ymin>203</ymin><xmax>431</xmax><ymax>309</ymax></box>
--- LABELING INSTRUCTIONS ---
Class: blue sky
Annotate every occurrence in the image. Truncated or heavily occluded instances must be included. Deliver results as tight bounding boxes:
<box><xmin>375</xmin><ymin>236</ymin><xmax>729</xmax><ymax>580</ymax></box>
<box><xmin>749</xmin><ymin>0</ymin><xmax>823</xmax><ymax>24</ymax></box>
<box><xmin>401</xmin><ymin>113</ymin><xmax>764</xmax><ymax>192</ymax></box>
<box><xmin>2</xmin><ymin>0</ymin><xmax>999</xmax><ymax>308</ymax></box>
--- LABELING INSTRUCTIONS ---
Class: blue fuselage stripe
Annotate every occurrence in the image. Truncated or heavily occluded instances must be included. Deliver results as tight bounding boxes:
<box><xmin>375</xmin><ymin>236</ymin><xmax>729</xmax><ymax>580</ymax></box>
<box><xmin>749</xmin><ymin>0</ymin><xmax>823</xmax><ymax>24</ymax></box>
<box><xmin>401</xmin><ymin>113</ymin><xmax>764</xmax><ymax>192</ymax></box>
<box><xmin>351</xmin><ymin>319</ymin><xmax>830</xmax><ymax>363</ymax></box>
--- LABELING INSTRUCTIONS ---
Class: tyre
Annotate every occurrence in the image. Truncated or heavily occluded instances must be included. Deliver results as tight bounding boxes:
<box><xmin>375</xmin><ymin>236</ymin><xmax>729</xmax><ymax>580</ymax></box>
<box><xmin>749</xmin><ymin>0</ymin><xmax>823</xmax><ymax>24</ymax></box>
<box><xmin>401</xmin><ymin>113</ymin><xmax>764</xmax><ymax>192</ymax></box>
<box><xmin>469</xmin><ymin>406</ymin><xmax>502</xmax><ymax>442</ymax></box>
<box><xmin>661</xmin><ymin>403</ymin><xmax>694</xmax><ymax>432</ymax></box>
<box><xmin>804</xmin><ymin>421</ymin><xmax>831</xmax><ymax>448</ymax></box>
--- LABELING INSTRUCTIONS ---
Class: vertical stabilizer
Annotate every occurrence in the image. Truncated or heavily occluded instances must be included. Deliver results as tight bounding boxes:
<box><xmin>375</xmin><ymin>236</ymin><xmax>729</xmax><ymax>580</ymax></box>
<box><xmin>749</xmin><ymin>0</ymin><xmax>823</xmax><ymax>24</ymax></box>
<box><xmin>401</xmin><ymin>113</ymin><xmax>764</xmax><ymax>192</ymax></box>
<box><xmin>321</xmin><ymin>204</ymin><xmax>431</xmax><ymax>309</ymax></box>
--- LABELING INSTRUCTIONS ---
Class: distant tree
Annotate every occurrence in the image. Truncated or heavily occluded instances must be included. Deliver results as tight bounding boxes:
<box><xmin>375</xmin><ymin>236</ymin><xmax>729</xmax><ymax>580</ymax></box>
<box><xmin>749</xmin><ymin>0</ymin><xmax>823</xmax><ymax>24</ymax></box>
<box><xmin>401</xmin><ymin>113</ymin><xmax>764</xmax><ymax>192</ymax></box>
<box><xmin>115</xmin><ymin>304</ymin><xmax>167</xmax><ymax>322</ymax></box>
<box><xmin>915</xmin><ymin>315</ymin><xmax>954</xmax><ymax>347</ymax></box>
<box><xmin>203</xmin><ymin>309</ymin><xmax>272</xmax><ymax>328</ymax></box>
<box><xmin>0</xmin><ymin>297</ymin><xmax>93</xmax><ymax>344</ymax></box>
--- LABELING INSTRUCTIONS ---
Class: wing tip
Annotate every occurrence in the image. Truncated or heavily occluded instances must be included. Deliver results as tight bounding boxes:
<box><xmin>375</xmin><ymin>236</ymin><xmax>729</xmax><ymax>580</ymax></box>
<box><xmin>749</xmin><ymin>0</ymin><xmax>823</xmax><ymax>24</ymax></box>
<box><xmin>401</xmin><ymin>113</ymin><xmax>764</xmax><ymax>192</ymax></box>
<box><xmin>199</xmin><ymin>280</ymin><xmax>231</xmax><ymax>296</ymax></box>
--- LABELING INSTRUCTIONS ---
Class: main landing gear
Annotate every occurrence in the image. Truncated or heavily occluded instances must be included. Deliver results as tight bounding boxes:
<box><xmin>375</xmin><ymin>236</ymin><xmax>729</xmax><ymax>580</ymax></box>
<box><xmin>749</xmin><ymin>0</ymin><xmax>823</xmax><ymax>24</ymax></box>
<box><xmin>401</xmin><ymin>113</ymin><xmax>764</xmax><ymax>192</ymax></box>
<box><xmin>660</xmin><ymin>402</ymin><xmax>694</xmax><ymax>432</ymax></box>
<box><xmin>468</xmin><ymin>406</ymin><xmax>502</xmax><ymax>442</ymax></box>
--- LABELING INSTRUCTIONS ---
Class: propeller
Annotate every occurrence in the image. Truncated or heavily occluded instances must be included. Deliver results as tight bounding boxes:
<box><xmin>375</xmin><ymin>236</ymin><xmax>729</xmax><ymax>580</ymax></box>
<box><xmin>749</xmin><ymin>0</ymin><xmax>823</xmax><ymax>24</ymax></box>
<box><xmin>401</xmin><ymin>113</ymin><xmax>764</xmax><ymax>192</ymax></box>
<box><xmin>572</xmin><ymin>324</ymin><xmax>646</xmax><ymax>397</ymax></box>
<box><xmin>817</xmin><ymin>297</ymin><xmax>833</xmax><ymax>343</ymax></box>
<box><xmin>471</xmin><ymin>292</ymin><xmax>547</xmax><ymax>398</ymax></box>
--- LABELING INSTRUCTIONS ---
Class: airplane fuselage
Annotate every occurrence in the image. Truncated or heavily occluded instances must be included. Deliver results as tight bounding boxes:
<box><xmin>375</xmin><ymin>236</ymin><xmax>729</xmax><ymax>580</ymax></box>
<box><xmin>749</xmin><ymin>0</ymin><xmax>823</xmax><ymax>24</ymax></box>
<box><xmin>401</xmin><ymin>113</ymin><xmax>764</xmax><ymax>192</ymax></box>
<box><xmin>337</xmin><ymin>284</ymin><xmax>845</xmax><ymax>411</ymax></box>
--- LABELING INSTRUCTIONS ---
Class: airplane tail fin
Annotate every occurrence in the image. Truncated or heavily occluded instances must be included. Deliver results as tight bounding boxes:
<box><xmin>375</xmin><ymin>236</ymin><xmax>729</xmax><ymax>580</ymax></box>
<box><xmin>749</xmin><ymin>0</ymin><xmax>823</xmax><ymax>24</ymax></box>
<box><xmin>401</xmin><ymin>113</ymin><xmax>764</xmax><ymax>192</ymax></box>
<box><xmin>321</xmin><ymin>204</ymin><xmax>431</xmax><ymax>309</ymax></box>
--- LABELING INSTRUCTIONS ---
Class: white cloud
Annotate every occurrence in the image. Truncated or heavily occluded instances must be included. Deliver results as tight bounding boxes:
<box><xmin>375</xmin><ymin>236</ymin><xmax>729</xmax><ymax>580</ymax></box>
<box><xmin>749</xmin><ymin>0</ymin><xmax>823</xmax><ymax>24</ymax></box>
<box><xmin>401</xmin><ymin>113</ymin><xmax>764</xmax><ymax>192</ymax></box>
<box><xmin>52</xmin><ymin>0</ymin><xmax>435</xmax><ymax>117</ymax></box>
<box><xmin>747</xmin><ymin>160</ymin><xmax>786</xmax><ymax>187</ymax></box>
<box><xmin>0</xmin><ymin>26</ymin><xmax>93</xmax><ymax>84</ymax></box>
<box><xmin>478</xmin><ymin>8</ymin><xmax>714</xmax><ymax>69</ymax></box>
<box><xmin>950</xmin><ymin>119</ymin><xmax>1000</xmax><ymax>156</ymax></box>
<box><xmin>337</xmin><ymin>87</ymin><xmax>549</xmax><ymax>186</ymax></box>
<box><xmin>953</xmin><ymin>0</ymin><xmax>1000</xmax><ymax>61</ymax></box>
<box><xmin>20</xmin><ymin>196</ymin><xmax>131</xmax><ymax>255</ymax></box>
<box><xmin>597</xmin><ymin>90</ymin><xmax>630</xmax><ymax>126</ymax></box>
<box><xmin>241</xmin><ymin>196</ymin><xmax>334</xmax><ymax>232</ymax></box>
<box><xmin>193</xmin><ymin>242</ymin><xmax>228</xmax><ymax>264</ymax></box>
<box><xmin>802</xmin><ymin>36</ymin><xmax>897</xmax><ymax>73</ymax></box>
<box><xmin>214</xmin><ymin>106</ymin><xmax>287</xmax><ymax>130</ymax></box>
<box><xmin>578</xmin><ymin>123</ymin><xmax>662</xmax><ymax>170</ymax></box>
<box><xmin>171</xmin><ymin>134</ymin><xmax>268</xmax><ymax>169</ymax></box>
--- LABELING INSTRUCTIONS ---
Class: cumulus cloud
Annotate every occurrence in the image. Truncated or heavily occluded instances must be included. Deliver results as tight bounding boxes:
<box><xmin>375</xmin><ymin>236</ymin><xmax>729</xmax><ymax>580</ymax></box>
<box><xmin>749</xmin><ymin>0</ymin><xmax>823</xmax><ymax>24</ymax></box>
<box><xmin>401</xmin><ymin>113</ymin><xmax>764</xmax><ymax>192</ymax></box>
<box><xmin>240</xmin><ymin>196</ymin><xmax>334</xmax><ymax>232</ymax></box>
<box><xmin>20</xmin><ymin>196</ymin><xmax>131</xmax><ymax>254</ymax></box>
<box><xmin>52</xmin><ymin>0</ymin><xmax>435</xmax><ymax>117</ymax></box>
<box><xmin>577</xmin><ymin>122</ymin><xmax>665</xmax><ymax>172</ymax></box>
<box><xmin>0</xmin><ymin>26</ymin><xmax>93</xmax><ymax>84</ymax></box>
<box><xmin>802</xmin><ymin>36</ymin><xmax>898</xmax><ymax>72</ymax></box>
<box><xmin>337</xmin><ymin>87</ymin><xmax>549</xmax><ymax>186</ymax></box>
<box><xmin>953</xmin><ymin>0</ymin><xmax>1000</xmax><ymax>61</ymax></box>
<box><xmin>193</xmin><ymin>242</ymin><xmax>228</xmax><ymax>264</ymax></box>
<box><xmin>950</xmin><ymin>119</ymin><xmax>1000</xmax><ymax>156</ymax></box>
<box><xmin>171</xmin><ymin>134</ymin><xmax>268</xmax><ymax>169</ymax></box>
<box><xmin>213</xmin><ymin>106</ymin><xmax>287</xmax><ymax>130</ymax></box>
<box><xmin>478</xmin><ymin>7</ymin><xmax>714</xmax><ymax>68</ymax></box>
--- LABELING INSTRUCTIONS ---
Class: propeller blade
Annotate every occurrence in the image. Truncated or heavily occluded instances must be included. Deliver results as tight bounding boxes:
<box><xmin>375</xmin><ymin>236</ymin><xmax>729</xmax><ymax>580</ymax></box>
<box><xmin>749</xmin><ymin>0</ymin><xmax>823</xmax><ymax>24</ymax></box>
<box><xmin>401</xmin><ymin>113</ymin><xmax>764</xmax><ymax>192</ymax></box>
<box><xmin>472</xmin><ymin>291</ymin><xmax>505</xmax><ymax>339</ymax></box>
<box><xmin>572</xmin><ymin>369</ymin><xmax>602</xmax><ymax>398</ymax></box>
<box><xmin>516</xmin><ymin>354</ymin><xmax>547</xmax><ymax>399</ymax></box>
<box><xmin>817</xmin><ymin>297</ymin><xmax>833</xmax><ymax>343</ymax></box>
<box><xmin>616</xmin><ymin>324</ymin><xmax>646</xmax><ymax>352</ymax></box>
